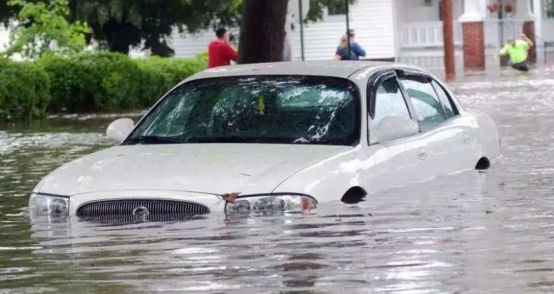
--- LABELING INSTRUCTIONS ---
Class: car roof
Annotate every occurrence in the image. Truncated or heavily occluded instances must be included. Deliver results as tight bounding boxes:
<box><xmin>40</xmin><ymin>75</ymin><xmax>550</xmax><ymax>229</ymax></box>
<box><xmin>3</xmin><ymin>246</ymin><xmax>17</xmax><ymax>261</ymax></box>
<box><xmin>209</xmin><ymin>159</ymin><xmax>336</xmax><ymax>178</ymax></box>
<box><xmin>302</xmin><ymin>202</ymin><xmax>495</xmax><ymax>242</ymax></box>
<box><xmin>187</xmin><ymin>61</ymin><xmax>417</xmax><ymax>80</ymax></box>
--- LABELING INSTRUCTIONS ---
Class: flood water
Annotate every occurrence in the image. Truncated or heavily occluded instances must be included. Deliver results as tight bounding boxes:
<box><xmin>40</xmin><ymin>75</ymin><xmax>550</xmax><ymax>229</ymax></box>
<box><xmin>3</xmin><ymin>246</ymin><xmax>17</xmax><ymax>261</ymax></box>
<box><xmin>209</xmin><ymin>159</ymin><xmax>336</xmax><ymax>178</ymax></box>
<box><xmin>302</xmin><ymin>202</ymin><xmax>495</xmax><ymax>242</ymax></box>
<box><xmin>1</xmin><ymin>68</ymin><xmax>554</xmax><ymax>293</ymax></box>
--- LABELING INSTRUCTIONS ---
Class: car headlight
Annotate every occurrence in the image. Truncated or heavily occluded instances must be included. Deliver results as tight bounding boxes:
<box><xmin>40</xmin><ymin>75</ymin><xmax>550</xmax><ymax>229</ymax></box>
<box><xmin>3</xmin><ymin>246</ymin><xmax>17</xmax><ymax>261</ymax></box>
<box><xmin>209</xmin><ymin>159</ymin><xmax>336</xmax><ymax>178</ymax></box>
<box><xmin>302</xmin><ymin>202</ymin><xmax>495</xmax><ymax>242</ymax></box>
<box><xmin>224</xmin><ymin>193</ymin><xmax>317</xmax><ymax>214</ymax></box>
<box><xmin>29</xmin><ymin>193</ymin><xmax>70</xmax><ymax>217</ymax></box>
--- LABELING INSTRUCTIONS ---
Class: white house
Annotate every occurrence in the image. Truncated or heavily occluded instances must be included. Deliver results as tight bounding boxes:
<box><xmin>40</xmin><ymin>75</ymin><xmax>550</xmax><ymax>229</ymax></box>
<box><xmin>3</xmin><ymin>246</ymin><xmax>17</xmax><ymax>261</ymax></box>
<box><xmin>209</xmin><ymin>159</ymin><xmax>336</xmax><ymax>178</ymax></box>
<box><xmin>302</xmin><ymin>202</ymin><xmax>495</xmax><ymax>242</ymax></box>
<box><xmin>395</xmin><ymin>0</ymin><xmax>554</xmax><ymax>70</ymax></box>
<box><xmin>169</xmin><ymin>0</ymin><xmax>397</xmax><ymax>62</ymax></box>
<box><xmin>0</xmin><ymin>25</ymin><xmax>9</xmax><ymax>52</ymax></box>
<box><xmin>167</xmin><ymin>0</ymin><xmax>554</xmax><ymax>71</ymax></box>
<box><xmin>2</xmin><ymin>0</ymin><xmax>554</xmax><ymax>71</ymax></box>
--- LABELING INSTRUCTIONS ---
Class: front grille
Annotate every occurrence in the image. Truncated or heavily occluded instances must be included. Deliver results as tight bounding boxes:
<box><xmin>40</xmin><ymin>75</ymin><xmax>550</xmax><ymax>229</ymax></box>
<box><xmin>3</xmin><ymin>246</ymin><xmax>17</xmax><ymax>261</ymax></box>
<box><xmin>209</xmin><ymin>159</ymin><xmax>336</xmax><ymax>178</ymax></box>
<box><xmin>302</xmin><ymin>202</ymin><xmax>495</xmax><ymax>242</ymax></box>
<box><xmin>77</xmin><ymin>199</ymin><xmax>210</xmax><ymax>219</ymax></box>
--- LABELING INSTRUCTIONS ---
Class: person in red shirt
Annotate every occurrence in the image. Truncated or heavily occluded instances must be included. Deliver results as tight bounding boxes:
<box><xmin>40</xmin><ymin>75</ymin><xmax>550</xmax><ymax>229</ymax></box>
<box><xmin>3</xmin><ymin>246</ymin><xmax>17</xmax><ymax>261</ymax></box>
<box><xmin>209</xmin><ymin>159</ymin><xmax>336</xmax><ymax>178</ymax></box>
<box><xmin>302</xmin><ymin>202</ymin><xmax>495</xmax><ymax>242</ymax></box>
<box><xmin>208</xmin><ymin>28</ymin><xmax>238</xmax><ymax>68</ymax></box>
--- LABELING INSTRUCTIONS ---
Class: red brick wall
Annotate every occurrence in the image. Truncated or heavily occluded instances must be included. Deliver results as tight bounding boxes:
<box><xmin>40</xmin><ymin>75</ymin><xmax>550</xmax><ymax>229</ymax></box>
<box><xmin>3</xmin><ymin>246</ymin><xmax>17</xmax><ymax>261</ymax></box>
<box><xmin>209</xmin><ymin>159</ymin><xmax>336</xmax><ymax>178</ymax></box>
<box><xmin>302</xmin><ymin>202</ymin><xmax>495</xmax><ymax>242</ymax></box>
<box><xmin>523</xmin><ymin>21</ymin><xmax>536</xmax><ymax>63</ymax></box>
<box><xmin>462</xmin><ymin>22</ymin><xmax>485</xmax><ymax>71</ymax></box>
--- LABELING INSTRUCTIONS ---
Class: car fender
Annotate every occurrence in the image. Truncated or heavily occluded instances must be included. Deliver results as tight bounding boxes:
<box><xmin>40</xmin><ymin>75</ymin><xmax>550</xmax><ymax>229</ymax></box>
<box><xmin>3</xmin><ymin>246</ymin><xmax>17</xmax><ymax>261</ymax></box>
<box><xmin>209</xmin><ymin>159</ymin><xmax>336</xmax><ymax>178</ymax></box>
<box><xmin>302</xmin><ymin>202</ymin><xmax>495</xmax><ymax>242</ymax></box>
<box><xmin>469</xmin><ymin>111</ymin><xmax>502</xmax><ymax>164</ymax></box>
<box><xmin>272</xmin><ymin>146</ymin><xmax>372</xmax><ymax>203</ymax></box>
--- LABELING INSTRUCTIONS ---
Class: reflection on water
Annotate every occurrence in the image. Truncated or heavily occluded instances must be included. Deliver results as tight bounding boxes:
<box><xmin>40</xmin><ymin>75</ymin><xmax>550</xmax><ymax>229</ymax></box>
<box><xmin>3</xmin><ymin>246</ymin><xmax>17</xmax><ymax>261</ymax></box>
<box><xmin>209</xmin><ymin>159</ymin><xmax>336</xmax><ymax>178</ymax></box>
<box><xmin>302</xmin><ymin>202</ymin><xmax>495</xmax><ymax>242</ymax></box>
<box><xmin>1</xmin><ymin>71</ymin><xmax>554</xmax><ymax>292</ymax></box>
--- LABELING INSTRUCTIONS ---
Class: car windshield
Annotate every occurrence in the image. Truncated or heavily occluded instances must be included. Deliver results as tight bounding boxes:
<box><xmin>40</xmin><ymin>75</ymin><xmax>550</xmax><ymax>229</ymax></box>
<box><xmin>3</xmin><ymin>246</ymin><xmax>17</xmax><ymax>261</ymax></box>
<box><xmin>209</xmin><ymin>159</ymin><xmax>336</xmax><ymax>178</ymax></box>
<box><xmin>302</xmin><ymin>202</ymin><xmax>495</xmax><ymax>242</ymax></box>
<box><xmin>125</xmin><ymin>75</ymin><xmax>360</xmax><ymax>146</ymax></box>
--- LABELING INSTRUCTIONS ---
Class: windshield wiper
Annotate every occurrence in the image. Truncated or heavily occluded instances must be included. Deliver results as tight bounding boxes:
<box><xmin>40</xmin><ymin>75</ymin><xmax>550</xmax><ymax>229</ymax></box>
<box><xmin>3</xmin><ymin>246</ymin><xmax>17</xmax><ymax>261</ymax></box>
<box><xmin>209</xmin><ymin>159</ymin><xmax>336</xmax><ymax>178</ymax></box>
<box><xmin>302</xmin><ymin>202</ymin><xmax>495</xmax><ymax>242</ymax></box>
<box><xmin>124</xmin><ymin>135</ymin><xmax>182</xmax><ymax>145</ymax></box>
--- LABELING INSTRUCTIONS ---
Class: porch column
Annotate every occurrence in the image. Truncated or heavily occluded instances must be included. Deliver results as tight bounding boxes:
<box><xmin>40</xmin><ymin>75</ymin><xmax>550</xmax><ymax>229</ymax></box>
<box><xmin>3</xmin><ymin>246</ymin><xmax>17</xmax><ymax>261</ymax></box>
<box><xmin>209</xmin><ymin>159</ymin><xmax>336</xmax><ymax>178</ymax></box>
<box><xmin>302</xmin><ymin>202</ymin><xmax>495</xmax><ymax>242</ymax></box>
<box><xmin>532</xmin><ymin>0</ymin><xmax>543</xmax><ymax>62</ymax></box>
<box><xmin>459</xmin><ymin>0</ymin><xmax>485</xmax><ymax>71</ymax></box>
<box><xmin>515</xmin><ymin>0</ymin><xmax>536</xmax><ymax>63</ymax></box>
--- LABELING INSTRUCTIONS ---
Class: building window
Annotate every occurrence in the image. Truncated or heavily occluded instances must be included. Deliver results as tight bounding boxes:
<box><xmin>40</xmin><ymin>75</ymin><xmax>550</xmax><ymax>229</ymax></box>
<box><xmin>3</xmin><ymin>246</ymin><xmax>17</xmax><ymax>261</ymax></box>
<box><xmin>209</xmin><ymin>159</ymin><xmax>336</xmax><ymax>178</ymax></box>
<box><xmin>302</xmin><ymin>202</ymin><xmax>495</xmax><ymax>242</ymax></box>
<box><xmin>546</xmin><ymin>0</ymin><xmax>554</xmax><ymax>18</ymax></box>
<box><xmin>328</xmin><ymin>2</ymin><xmax>347</xmax><ymax>15</ymax></box>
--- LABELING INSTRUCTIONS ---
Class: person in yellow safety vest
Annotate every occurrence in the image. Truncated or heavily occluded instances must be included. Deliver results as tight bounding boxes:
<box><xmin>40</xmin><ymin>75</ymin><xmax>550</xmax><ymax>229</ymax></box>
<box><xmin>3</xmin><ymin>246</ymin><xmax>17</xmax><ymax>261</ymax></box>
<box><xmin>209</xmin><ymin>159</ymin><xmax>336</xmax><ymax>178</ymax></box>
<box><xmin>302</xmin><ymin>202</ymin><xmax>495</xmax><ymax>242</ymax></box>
<box><xmin>497</xmin><ymin>34</ymin><xmax>534</xmax><ymax>72</ymax></box>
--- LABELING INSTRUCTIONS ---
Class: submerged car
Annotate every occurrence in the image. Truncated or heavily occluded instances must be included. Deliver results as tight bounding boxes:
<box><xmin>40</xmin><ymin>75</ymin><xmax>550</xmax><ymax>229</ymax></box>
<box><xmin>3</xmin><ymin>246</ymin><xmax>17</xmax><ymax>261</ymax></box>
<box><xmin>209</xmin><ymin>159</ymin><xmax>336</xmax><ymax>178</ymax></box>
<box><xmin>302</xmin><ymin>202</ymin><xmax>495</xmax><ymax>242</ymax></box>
<box><xmin>29</xmin><ymin>61</ymin><xmax>501</xmax><ymax>220</ymax></box>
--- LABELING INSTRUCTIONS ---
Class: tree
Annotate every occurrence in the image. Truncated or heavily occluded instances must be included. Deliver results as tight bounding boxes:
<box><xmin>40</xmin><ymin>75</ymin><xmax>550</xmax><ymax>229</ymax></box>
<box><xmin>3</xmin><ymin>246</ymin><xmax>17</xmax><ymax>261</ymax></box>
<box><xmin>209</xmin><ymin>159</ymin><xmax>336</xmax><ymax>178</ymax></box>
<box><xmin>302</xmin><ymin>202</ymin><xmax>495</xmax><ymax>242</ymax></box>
<box><xmin>68</xmin><ymin>0</ymin><xmax>353</xmax><ymax>58</ymax></box>
<box><xmin>0</xmin><ymin>0</ymin><xmax>16</xmax><ymax>27</ymax></box>
<box><xmin>4</xmin><ymin>0</ymin><xmax>90</xmax><ymax>59</ymax></box>
<box><xmin>238</xmin><ymin>0</ymin><xmax>288</xmax><ymax>64</ymax></box>
<box><xmin>1</xmin><ymin>0</ymin><xmax>355</xmax><ymax>59</ymax></box>
<box><xmin>547</xmin><ymin>0</ymin><xmax>554</xmax><ymax>18</ymax></box>
<box><xmin>238</xmin><ymin>0</ymin><xmax>355</xmax><ymax>63</ymax></box>
<box><xmin>306</xmin><ymin>0</ymin><xmax>355</xmax><ymax>22</ymax></box>
<box><xmin>70</xmin><ymin>0</ymin><xmax>242</xmax><ymax>56</ymax></box>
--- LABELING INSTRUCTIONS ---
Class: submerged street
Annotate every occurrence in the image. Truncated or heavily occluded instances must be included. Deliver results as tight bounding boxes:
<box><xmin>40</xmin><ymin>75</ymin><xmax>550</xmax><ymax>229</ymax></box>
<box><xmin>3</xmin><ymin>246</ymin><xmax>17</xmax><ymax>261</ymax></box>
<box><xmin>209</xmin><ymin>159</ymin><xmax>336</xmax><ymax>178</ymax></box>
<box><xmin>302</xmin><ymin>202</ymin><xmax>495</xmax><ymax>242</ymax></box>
<box><xmin>1</xmin><ymin>67</ymin><xmax>554</xmax><ymax>293</ymax></box>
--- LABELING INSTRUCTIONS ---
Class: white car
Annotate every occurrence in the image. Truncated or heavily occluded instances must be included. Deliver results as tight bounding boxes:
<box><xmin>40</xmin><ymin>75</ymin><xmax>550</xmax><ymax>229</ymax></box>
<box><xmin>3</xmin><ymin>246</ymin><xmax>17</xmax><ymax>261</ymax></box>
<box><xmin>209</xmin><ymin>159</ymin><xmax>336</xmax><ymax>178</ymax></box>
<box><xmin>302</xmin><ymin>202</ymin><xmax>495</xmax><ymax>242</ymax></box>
<box><xmin>29</xmin><ymin>61</ymin><xmax>501</xmax><ymax>220</ymax></box>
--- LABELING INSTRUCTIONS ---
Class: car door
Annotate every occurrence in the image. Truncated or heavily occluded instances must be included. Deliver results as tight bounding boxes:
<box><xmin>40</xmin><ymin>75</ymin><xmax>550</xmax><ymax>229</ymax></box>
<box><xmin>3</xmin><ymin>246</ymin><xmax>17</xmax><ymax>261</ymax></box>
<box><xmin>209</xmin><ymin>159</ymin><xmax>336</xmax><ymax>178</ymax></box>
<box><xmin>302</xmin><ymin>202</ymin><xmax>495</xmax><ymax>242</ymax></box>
<box><xmin>398</xmin><ymin>72</ymin><xmax>477</xmax><ymax>175</ymax></box>
<box><xmin>431</xmin><ymin>79</ymin><xmax>479</xmax><ymax>170</ymax></box>
<box><xmin>362</xmin><ymin>71</ymin><xmax>430</xmax><ymax>192</ymax></box>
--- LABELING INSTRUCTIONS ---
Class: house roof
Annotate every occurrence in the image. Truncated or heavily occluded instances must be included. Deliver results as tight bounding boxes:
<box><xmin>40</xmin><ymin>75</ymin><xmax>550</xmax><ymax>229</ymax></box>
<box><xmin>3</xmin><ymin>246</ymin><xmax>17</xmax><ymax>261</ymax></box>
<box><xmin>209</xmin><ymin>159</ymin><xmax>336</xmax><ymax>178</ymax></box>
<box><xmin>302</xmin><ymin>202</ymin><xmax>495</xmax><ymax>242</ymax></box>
<box><xmin>187</xmin><ymin>61</ymin><xmax>394</xmax><ymax>81</ymax></box>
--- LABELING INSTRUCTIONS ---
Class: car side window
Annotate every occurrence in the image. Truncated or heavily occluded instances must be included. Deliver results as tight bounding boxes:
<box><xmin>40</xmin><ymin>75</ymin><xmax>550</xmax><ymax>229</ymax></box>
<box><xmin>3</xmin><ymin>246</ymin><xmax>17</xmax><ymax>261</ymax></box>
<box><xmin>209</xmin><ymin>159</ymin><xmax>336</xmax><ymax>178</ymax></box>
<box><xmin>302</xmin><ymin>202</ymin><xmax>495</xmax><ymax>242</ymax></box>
<box><xmin>431</xmin><ymin>80</ymin><xmax>458</xmax><ymax>119</ymax></box>
<box><xmin>400</xmin><ymin>77</ymin><xmax>447</xmax><ymax>131</ymax></box>
<box><xmin>373</xmin><ymin>77</ymin><xmax>411</xmax><ymax>126</ymax></box>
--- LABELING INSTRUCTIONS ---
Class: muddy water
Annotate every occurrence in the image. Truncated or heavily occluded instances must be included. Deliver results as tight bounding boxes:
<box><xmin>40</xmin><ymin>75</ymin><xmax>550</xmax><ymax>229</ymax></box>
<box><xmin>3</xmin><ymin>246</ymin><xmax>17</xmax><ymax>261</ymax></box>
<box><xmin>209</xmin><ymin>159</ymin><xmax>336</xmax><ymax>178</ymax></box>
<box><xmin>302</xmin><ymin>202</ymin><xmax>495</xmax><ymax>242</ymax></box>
<box><xmin>1</xmin><ymin>69</ymin><xmax>553</xmax><ymax>293</ymax></box>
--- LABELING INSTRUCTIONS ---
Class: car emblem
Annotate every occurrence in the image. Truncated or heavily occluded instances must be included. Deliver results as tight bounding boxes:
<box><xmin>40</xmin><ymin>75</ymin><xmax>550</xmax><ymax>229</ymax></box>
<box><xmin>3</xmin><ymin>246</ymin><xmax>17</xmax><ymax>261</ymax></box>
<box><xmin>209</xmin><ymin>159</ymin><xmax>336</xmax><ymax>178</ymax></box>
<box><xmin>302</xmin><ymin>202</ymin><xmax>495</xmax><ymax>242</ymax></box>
<box><xmin>132</xmin><ymin>206</ymin><xmax>150</xmax><ymax>217</ymax></box>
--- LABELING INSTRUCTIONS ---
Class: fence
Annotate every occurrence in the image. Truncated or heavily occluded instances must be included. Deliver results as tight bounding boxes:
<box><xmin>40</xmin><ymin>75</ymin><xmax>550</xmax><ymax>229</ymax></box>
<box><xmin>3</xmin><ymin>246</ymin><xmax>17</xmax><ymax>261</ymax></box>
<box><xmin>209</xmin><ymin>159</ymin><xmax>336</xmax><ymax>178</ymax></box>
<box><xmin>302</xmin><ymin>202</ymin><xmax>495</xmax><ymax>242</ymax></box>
<box><xmin>399</xmin><ymin>21</ymin><xmax>462</xmax><ymax>48</ymax></box>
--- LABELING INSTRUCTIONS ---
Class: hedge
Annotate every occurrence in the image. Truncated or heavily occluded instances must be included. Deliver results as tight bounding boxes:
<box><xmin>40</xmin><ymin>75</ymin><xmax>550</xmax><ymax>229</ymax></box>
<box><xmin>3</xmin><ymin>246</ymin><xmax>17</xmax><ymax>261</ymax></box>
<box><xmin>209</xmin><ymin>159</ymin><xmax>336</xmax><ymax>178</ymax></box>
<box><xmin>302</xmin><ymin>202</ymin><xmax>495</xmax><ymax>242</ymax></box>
<box><xmin>0</xmin><ymin>53</ymin><xmax>206</xmax><ymax>120</ymax></box>
<box><xmin>0</xmin><ymin>59</ymin><xmax>50</xmax><ymax>120</ymax></box>
<box><xmin>135</xmin><ymin>56</ymin><xmax>206</xmax><ymax>105</ymax></box>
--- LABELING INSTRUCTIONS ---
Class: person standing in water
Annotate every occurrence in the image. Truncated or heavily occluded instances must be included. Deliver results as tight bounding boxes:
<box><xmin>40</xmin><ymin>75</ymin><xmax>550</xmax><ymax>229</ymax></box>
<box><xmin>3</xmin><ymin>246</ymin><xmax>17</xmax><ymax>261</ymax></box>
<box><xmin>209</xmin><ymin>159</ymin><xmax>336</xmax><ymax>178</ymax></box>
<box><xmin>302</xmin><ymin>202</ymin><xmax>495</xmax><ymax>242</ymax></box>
<box><xmin>347</xmin><ymin>29</ymin><xmax>366</xmax><ymax>60</ymax></box>
<box><xmin>335</xmin><ymin>35</ymin><xmax>356</xmax><ymax>60</ymax></box>
<box><xmin>497</xmin><ymin>34</ymin><xmax>534</xmax><ymax>72</ymax></box>
<box><xmin>208</xmin><ymin>28</ymin><xmax>238</xmax><ymax>68</ymax></box>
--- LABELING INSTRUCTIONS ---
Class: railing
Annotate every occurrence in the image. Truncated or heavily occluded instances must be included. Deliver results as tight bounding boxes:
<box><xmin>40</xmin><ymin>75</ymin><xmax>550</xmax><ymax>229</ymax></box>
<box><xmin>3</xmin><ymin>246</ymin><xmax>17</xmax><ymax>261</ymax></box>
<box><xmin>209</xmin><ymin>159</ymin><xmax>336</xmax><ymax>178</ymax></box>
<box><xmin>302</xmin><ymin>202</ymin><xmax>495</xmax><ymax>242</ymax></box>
<box><xmin>483</xmin><ymin>19</ymin><xmax>525</xmax><ymax>49</ymax></box>
<box><xmin>400</xmin><ymin>19</ymin><xmax>534</xmax><ymax>50</ymax></box>
<box><xmin>399</xmin><ymin>21</ymin><xmax>462</xmax><ymax>48</ymax></box>
<box><xmin>398</xmin><ymin>19</ymin><xmax>554</xmax><ymax>68</ymax></box>
<box><xmin>398</xmin><ymin>51</ymin><xmax>464</xmax><ymax>71</ymax></box>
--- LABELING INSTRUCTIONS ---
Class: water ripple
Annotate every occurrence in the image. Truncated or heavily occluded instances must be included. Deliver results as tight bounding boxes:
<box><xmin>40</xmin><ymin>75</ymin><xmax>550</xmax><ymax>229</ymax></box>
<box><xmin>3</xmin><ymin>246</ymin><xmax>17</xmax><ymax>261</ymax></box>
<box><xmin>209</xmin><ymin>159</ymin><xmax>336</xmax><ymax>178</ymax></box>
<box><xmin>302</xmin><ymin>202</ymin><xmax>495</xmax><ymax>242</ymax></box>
<box><xmin>1</xmin><ymin>71</ymin><xmax>554</xmax><ymax>293</ymax></box>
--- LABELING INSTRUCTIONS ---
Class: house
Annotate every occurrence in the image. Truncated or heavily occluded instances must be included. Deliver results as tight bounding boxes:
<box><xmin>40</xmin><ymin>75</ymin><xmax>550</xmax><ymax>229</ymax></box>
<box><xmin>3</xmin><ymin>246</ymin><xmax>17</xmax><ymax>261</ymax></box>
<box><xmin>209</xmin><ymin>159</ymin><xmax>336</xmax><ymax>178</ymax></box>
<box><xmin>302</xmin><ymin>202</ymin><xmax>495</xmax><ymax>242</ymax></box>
<box><xmin>395</xmin><ymin>0</ymin><xmax>554</xmax><ymax>70</ymax></box>
<box><xmin>0</xmin><ymin>25</ymin><xmax>8</xmax><ymax>52</ymax></box>
<box><xmin>169</xmin><ymin>0</ymin><xmax>397</xmax><ymax>62</ymax></box>
<box><xmin>167</xmin><ymin>0</ymin><xmax>554</xmax><ymax>72</ymax></box>
<box><xmin>2</xmin><ymin>0</ymin><xmax>553</xmax><ymax>71</ymax></box>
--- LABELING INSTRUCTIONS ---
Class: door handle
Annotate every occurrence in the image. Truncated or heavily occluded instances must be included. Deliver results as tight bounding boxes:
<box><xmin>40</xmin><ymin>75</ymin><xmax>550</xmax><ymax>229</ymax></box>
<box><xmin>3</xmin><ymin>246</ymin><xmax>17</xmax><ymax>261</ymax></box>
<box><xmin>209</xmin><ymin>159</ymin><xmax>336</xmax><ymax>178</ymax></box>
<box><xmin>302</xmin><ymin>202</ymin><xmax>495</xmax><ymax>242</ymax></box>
<box><xmin>417</xmin><ymin>147</ymin><xmax>428</xmax><ymax>160</ymax></box>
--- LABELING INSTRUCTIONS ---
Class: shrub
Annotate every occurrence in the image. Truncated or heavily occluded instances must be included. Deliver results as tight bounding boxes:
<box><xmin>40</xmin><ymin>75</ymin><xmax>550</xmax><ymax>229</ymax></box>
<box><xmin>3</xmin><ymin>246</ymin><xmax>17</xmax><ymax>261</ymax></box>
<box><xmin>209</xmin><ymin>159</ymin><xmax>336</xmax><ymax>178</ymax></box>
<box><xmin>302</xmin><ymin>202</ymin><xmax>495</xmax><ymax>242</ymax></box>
<box><xmin>34</xmin><ymin>54</ymin><xmax>74</xmax><ymax>112</ymax></box>
<box><xmin>195</xmin><ymin>51</ymin><xmax>208</xmax><ymax>64</ymax></box>
<box><xmin>0</xmin><ymin>52</ymin><xmax>206</xmax><ymax>120</ymax></box>
<box><xmin>136</xmin><ymin>56</ymin><xmax>206</xmax><ymax>105</ymax></box>
<box><xmin>38</xmin><ymin>52</ymin><xmax>206</xmax><ymax>112</ymax></box>
<box><xmin>38</xmin><ymin>52</ymin><xmax>143</xmax><ymax>112</ymax></box>
<box><xmin>0</xmin><ymin>59</ymin><xmax>50</xmax><ymax>120</ymax></box>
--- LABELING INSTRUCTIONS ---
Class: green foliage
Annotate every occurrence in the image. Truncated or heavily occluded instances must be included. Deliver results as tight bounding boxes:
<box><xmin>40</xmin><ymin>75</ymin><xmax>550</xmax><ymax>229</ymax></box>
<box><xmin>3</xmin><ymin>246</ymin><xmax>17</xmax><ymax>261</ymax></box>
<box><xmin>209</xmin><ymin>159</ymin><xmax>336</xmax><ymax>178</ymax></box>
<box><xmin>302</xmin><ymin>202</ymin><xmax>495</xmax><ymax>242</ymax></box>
<box><xmin>1</xmin><ymin>0</ymin><xmax>357</xmax><ymax>57</ymax></box>
<box><xmin>4</xmin><ymin>0</ymin><xmax>90</xmax><ymax>59</ymax></box>
<box><xmin>195</xmin><ymin>51</ymin><xmax>209</xmax><ymax>62</ymax></box>
<box><xmin>547</xmin><ymin>0</ymin><xmax>554</xmax><ymax>18</ymax></box>
<box><xmin>35</xmin><ymin>52</ymin><xmax>206</xmax><ymax>114</ymax></box>
<box><xmin>0</xmin><ymin>53</ymin><xmax>205</xmax><ymax>120</ymax></box>
<box><xmin>136</xmin><ymin>56</ymin><xmax>207</xmax><ymax>105</ymax></box>
<box><xmin>37</xmin><ymin>52</ymin><xmax>142</xmax><ymax>112</ymax></box>
<box><xmin>0</xmin><ymin>58</ymin><xmax>50</xmax><ymax>120</ymax></box>
<box><xmin>72</xmin><ymin>0</ymin><xmax>243</xmax><ymax>56</ymax></box>
<box><xmin>0</xmin><ymin>0</ymin><xmax>16</xmax><ymax>26</ymax></box>
<box><xmin>305</xmin><ymin>0</ymin><xmax>357</xmax><ymax>22</ymax></box>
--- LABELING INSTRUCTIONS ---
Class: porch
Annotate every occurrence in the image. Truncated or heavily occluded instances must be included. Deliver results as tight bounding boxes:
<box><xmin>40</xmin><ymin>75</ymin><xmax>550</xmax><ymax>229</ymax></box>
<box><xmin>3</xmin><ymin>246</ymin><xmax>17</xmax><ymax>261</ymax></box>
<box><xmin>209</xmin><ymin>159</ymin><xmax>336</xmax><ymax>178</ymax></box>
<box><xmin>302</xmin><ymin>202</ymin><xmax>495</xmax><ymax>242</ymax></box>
<box><xmin>395</xmin><ymin>0</ymin><xmax>554</xmax><ymax>71</ymax></box>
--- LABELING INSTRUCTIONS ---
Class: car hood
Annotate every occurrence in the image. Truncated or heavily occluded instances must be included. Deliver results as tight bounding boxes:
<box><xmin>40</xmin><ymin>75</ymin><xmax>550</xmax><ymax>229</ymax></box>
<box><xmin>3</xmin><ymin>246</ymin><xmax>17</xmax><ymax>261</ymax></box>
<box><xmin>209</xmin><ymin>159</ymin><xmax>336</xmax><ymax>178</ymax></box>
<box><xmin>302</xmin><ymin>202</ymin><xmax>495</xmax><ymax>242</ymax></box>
<box><xmin>37</xmin><ymin>144</ymin><xmax>350</xmax><ymax>196</ymax></box>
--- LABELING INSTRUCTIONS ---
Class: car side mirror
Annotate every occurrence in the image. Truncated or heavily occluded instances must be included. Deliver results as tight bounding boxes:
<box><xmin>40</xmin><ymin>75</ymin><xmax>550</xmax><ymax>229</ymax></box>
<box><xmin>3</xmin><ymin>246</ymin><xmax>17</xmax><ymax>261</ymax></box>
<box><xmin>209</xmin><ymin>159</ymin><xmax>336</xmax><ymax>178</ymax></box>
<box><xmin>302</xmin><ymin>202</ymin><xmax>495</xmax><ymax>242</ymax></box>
<box><xmin>106</xmin><ymin>118</ymin><xmax>134</xmax><ymax>143</ymax></box>
<box><xmin>374</xmin><ymin>116</ymin><xmax>419</xmax><ymax>143</ymax></box>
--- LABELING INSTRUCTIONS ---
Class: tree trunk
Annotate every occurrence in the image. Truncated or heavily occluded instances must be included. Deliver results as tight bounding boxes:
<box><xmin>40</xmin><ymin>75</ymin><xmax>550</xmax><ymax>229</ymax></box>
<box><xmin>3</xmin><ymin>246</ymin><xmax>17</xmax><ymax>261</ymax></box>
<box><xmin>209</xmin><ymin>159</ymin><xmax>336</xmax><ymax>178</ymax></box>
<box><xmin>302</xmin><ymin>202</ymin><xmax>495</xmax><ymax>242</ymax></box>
<box><xmin>238</xmin><ymin>0</ymin><xmax>288</xmax><ymax>64</ymax></box>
